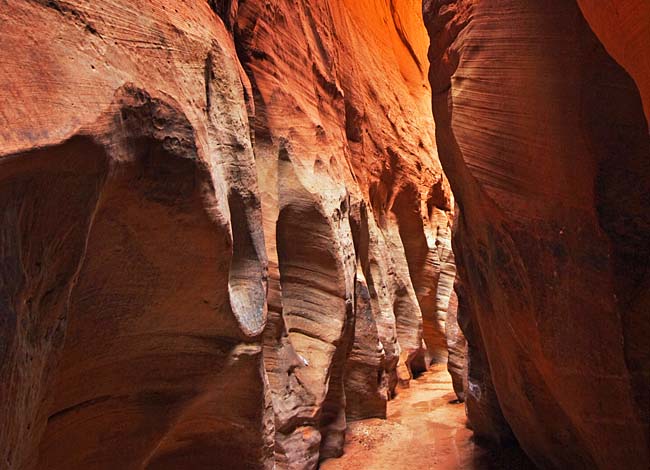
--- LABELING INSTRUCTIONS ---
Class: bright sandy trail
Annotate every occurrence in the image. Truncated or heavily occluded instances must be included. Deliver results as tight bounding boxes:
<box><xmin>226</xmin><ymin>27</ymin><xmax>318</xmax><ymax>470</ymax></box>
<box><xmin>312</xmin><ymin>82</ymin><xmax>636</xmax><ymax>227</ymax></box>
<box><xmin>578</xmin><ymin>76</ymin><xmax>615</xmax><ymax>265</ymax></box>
<box><xmin>321</xmin><ymin>364</ymin><xmax>534</xmax><ymax>470</ymax></box>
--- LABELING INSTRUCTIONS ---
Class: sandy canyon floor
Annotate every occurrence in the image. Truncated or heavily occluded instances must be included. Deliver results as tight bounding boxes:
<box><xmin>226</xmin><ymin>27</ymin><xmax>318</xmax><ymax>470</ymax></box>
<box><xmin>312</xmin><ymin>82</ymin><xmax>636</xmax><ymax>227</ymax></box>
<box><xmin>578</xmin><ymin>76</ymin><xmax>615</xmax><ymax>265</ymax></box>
<box><xmin>321</xmin><ymin>365</ymin><xmax>535</xmax><ymax>470</ymax></box>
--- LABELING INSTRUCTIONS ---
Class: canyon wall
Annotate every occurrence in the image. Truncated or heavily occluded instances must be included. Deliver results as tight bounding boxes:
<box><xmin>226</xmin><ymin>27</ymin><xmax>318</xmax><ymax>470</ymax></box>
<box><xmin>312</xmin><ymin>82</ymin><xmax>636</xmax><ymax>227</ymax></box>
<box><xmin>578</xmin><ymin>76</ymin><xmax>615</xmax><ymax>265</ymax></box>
<box><xmin>576</xmin><ymin>0</ymin><xmax>650</xmax><ymax>128</ymax></box>
<box><xmin>232</xmin><ymin>0</ymin><xmax>454</xmax><ymax>463</ymax></box>
<box><xmin>1</xmin><ymin>3</ymin><xmax>273</xmax><ymax>468</ymax></box>
<box><xmin>0</xmin><ymin>1</ymin><xmax>454</xmax><ymax>468</ymax></box>
<box><xmin>424</xmin><ymin>0</ymin><xmax>650</xmax><ymax>468</ymax></box>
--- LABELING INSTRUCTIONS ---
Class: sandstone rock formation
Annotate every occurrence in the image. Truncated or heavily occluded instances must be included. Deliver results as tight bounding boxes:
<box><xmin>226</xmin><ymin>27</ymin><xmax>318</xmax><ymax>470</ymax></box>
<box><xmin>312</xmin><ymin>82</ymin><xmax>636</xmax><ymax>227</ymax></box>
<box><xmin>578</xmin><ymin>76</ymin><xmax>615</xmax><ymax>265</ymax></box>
<box><xmin>7</xmin><ymin>0</ymin><xmax>648</xmax><ymax>468</ymax></box>
<box><xmin>1</xmin><ymin>3</ymin><xmax>273</xmax><ymax>467</ymax></box>
<box><xmin>0</xmin><ymin>1</ymin><xmax>455</xmax><ymax>468</ymax></box>
<box><xmin>424</xmin><ymin>0</ymin><xmax>650</xmax><ymax>468</ymax></box>
<box><xmin>234</xmin><ymin>0</ymin><xmax>455</xmax><ymax>463</ymax></box>
<box><xmin>344</xmin><ymin>265</ymin><xmax>390</xmax><ymax>421</ymax></box>
<box><xmin>445</xmin><ymin>286</ymin><xmax>466</xmax><ymax>403</ymax></box>
<box><xmin>577</xmin><ymin>0</ymin><xmax>650</xmax><ymax>127</ymax></box>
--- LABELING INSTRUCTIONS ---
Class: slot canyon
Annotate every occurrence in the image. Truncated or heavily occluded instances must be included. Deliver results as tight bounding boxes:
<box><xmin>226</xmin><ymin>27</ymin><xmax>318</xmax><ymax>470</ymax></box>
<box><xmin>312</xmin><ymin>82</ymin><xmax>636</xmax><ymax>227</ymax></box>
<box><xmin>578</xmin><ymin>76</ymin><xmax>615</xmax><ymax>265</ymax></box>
<box><xmin>0</xmin><ymin>0</ymin><xmax>648</xmax><ymax>469</ymax></box>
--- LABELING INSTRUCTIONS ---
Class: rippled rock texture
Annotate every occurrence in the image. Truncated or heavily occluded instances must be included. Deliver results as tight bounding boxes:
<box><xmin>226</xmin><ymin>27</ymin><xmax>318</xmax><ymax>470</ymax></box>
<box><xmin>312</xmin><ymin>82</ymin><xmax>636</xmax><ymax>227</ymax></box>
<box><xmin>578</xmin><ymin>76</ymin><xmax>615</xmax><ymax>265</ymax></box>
<box><xmin>0</xmin><ymin>1</ymin><xmax>454</xmax><ymax>468</ymax></box>
<box><xmin>445</xmin><ymin>284</ymin><xmax>466</xmax><ymax>403</ymax></box>
<box><xmin>424</xmin><ymin>0</ymin><xmax>650</xmax><ymax>468</ymax></box>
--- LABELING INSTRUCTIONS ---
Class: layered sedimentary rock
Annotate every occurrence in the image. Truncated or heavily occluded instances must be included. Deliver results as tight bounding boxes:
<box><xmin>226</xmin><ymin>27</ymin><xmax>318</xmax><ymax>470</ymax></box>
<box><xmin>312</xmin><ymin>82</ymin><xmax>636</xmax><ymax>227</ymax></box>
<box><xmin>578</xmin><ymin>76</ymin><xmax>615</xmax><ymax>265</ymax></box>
<box><xmin>432</xmin><ymin>221</ymin><xmax>456</xmax><ymax>366</ymax></box>
<box><xmin>0</xmin><ymin>3</ymin><xmax>272</xmax><ymax>468</ymax></box>
<box><xmin>0</xmin><ymin>0</ymin><xmax>453</xmax><ymax>469</ymax></box>
<box><xmin>344</xmin><ymin>270</ymin><xmax>390</xmax><ymax>421</ymax></box>
<box><xmin>445</xmin><ymin>286</ymin><xmax>466</xmax><ymax>403</ymax></box>
<box><xmin>233</xmin><ymin>0</ymin><xmax>454</xmax><ymax>463</ymax></box>
<box><xmin>424</xmin><ymin>0</ymin><xmax>650</xmax><ymax>468</ymax></box>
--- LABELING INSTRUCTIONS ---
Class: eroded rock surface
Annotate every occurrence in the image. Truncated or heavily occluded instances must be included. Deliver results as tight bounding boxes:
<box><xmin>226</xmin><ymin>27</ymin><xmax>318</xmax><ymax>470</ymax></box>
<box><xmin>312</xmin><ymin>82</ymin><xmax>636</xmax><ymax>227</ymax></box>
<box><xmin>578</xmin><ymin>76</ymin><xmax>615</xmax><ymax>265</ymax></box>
<box><xmin>0</xmin><ymin>1</ymin><xmax>453</xmax><ymax>469</ymax></box>
<box><xmin>233</xmin><ymin>0</ymin><xmax>455</xmax><ymax>465</ymax></box>
<box><xmin>424</xmin><ymin>0</ymin><xmax>650</xmax><ymax>468</ymax></box>
<box><xmin>445</xmin><ymin>286</ymin><xmax>466</xmax><ymax>403</ymax></box>
<box><xmin>1</xmin><ymin>2</ymin><xmax>273</xmax><ymax>467</ymax></box>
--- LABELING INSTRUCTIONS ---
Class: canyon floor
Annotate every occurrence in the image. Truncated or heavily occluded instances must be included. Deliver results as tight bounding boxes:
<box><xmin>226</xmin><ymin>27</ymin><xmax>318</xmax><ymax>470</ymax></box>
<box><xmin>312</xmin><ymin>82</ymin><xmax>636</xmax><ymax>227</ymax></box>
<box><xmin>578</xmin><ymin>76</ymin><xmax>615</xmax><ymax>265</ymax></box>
<box><xmin>321</xmin><ymin>364</ymin><xmax>535</xmax><ymax>470</ymax></box>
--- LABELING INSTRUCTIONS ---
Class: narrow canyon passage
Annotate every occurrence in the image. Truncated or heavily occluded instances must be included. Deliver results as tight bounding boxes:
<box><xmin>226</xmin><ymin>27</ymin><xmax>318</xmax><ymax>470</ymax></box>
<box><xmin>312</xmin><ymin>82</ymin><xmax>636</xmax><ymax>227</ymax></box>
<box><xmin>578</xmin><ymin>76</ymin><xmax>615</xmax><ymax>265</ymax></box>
<box><xmin>1</xmin><ymin>0</ymin><xmax>649</xmax><ymax>469</ymax></box>
<box><xmin>322</xmin><ymin>365</ymin><xmax>534</xmax><ymax>470</ymax></box>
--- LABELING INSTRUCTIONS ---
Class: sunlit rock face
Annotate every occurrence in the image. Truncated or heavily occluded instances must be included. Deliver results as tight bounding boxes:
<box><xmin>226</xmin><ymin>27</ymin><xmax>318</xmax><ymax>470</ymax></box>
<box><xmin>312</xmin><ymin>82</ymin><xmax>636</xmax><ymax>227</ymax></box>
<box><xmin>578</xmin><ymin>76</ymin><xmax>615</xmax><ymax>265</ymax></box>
<box><xmin>424</xmin><ymin>0</ymin><xmax>650</xmax><ymax>468</ymax></box>
<box><xmin>233</xmin><ymin>0</ymin><xmax>454</xmax><ymax>464</ymax></box>
<box><xmin>0</xmin><ymin>1</ymin><xmax>454</xmax><ymax>469</ymax></box>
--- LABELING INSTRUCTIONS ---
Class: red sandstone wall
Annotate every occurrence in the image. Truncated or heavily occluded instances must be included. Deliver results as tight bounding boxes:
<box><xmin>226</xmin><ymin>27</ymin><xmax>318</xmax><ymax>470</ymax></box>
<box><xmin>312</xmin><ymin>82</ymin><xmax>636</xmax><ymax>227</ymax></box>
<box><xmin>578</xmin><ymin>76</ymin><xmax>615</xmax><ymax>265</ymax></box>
<box><xmin>0</xmin><ymin>1</ymin><xmax>454</xmax><ymax>468</ymax></box>
<box><xmin>0</xmin><ymin>2</ymin><xmax>272</xmax><ymax>468</ymax></box>
<box><xmin>234</xmin><ymin>0</ymin><xmax>454</xmax><ymax>463</ymax></box>
<box><xmin>424</xmin><ymin>0</ymin><xmax>650</xmax><ymax>468</ymax></box>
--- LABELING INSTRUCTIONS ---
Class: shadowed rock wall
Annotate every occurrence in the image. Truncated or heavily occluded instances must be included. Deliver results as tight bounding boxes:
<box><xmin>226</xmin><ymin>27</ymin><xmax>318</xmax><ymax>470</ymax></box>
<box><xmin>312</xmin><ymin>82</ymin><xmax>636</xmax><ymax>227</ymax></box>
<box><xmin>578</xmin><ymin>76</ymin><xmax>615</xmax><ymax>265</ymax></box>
<box><xmin>423</xmin><ymin>0</ymin><xmax>650</xmax><ymax>468</ymax></box>
<box><xmin>576</xmin><ymin>0</ymin><xmax>650</xmax><ymax>128</ymax></box>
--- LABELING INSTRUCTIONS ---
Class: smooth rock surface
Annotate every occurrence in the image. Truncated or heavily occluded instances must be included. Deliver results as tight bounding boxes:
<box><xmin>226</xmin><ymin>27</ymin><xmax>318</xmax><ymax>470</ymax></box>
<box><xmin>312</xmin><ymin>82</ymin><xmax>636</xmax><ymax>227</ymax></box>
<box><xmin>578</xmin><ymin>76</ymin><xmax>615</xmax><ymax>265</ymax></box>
<box><xmin>424</xmin><ymin>0</ymin><xmax>650</xmax><ymax>468</ymax></box>
<box><xmin>577</xmin><ymin>0</ymin><xmax>650</xmax><ymax>125</ymax></box>
<box><xmin>0</xmin><ymin>1</ymin><xmax>454</xmax><ymax>468</ymax></box>
<box><xmin>445</xmin><ymin>287</ymin><xmax>466</xmax><ymax>403</ymax></box>
<box><xmin>0</xmin><ymin>3</ymin><xmax>272</xmax><ymax>468</ymax></box>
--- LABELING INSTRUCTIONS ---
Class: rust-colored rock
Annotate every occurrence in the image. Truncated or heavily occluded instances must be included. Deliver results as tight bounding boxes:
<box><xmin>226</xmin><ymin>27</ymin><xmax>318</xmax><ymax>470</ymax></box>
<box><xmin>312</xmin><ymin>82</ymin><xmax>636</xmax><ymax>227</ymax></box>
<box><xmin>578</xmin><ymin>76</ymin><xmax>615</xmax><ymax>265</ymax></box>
<box><xmin>0</xmin><ymin>2</ymin><xmax>272</xmax><ymax>468</ymax></box>
<box><xmin>445</xmin><ymin>286</ymin><xmax>466</xmax><ymax>403</ymax></box>
<box><xmin>0</xmin><ymin>0</ymin><xmax>453</xmax><ymax>468</ymax></box>
<box><xmin>233</xmin><ymin>0</ymin><xmax>453</xmax><ymax>464</ymax></box>
<box><xmin>424</xmin><ymin>0</ymin><xmax>650</xmax><ymax>468</ymax></box>
<box><xmin>577</xmin><ymin>0</ymin><xmax>650</xmax><ymax>125</ymax></box>
<box><xmin>5</xmin><ymin>0</ymin><xmax>648</xmax><ymax>468</ymax></box>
